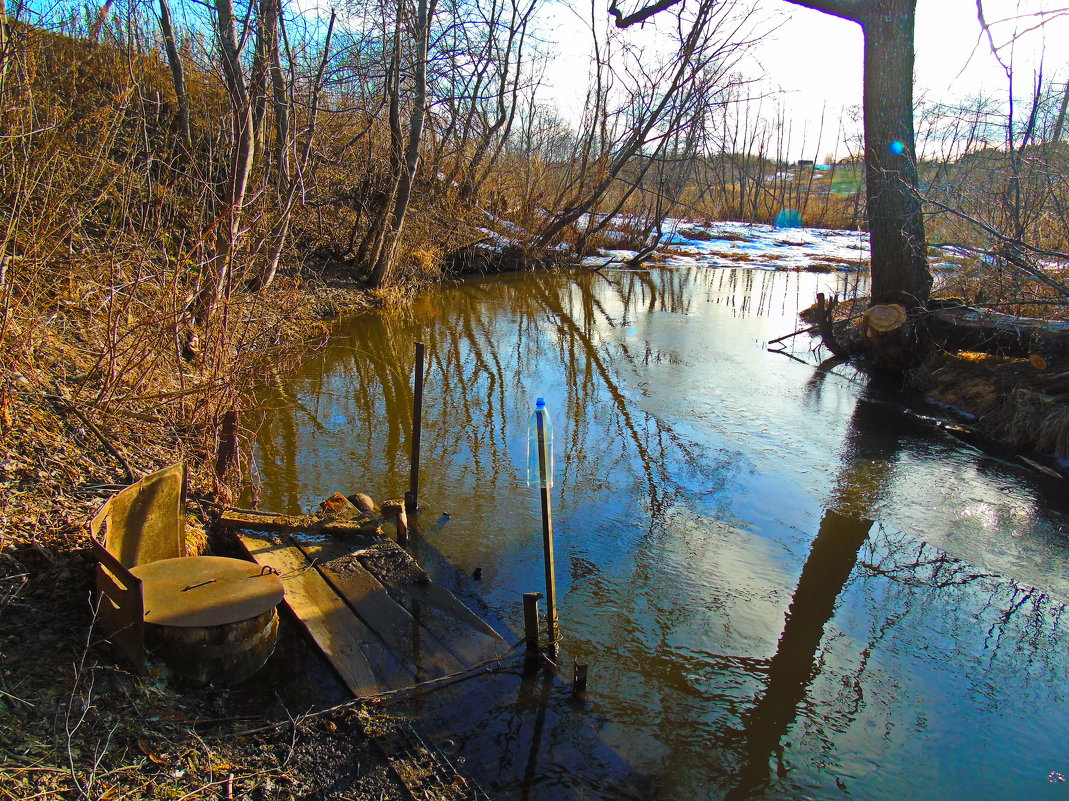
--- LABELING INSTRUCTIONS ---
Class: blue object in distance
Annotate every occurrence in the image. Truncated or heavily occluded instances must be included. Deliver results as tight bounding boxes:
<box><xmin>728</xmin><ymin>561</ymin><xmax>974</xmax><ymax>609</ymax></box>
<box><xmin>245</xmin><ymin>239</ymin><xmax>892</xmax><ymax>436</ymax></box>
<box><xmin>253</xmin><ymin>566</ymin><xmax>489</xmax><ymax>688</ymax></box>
<box><xmin>889</xmin><ymin>140</ymin><xmax>906</xmax><ymax>155</ymax></box>
<box><xmin>774</xmin><ymin>208</ymin><xmax>803</xmax><ymax>229</ymax></box>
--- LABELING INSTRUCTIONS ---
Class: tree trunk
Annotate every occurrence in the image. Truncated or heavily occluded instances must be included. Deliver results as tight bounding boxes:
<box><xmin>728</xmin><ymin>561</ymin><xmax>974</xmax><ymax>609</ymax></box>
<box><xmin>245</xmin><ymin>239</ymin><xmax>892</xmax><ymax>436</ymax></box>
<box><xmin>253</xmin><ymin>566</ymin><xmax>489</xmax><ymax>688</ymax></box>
<box><xmin>782</xmin><ymin>0</ymin><xmax>931</xmax><ymax>309</ymax></box>
<box><xmin>859</xmin><ymin>3</ymin><xmax>931</xmax><ymax>307</ymax></box>
<box><xmin>248</xmin><ymin>10</ymin><xmax>335</xmax><ymax>294</ymax></box>
<box><xmin>89</xmin><ymin>0</ymin><xmax>114</xmax><ymax>42</ymax></box>
<box><xmin>158</xmin><ymin>0</ymin><xmax>191</xmax><ymax>153</ymax></box>
<box><xmin>0</xmin><ymin>0</ymin><xmax>10</xmax><ymax>98</ymax></box>
<box><xmin>192</xmin><ymin>0</ymin><xmax>257</xmax><ymax>319</ymax></box>
<box><xmin>1050</xmin><ymin>81</ymin><xmax>1069</xmax><ymax>143</ymax></box>
<box><xmin>250</xmin><ymin>0</ymin><xmax>278</xmax><ymax>151</ymax></box>
<box><xmin>370</xmin><ymin>0</ymin><xmax>433</xmax><ymax>289</ymax></box>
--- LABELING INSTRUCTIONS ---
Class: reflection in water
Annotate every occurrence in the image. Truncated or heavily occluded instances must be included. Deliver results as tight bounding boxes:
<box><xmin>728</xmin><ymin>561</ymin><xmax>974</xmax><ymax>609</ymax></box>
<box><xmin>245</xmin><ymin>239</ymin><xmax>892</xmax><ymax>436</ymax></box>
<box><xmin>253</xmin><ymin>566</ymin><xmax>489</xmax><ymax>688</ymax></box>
<box><xmin>253</xmin><ymin>267</ymin><xmax>1069</xmax><ymax>801</ymax></box>
<box><xmin>728</xmin><ymin>382</ymin><xmax>899</xmax><ymax>800</ymax></box>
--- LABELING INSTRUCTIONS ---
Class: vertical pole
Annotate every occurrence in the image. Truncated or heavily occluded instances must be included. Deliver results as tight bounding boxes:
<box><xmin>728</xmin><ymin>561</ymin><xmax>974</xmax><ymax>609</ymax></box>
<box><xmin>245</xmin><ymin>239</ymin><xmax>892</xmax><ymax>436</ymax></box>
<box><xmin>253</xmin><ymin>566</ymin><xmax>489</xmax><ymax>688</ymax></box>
<box><xmin>535</xmin><ymin>410</ymin><xmax>558</xmax><ymax>658</ymax></box>
<box><xmin>573</xmin><ymin>663</ymin><xmax>588</xmax><ymax>697</ymax></box>
<box><xmin>523</xmin><ymin>592</ymin><xmax>542</xmax><ymax>664</ymax></box>
<box><xmin>405</xmin><ymin>341</ymin><xmax>425</xmax><ymax>513</ymax></box>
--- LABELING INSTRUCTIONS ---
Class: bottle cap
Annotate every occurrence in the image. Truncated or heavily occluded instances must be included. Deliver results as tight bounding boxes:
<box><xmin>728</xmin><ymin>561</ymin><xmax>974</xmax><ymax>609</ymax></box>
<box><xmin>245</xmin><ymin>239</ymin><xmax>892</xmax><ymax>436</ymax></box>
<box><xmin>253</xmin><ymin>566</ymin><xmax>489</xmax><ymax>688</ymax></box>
<box><xmin>535</xmin><ymin>398</ymin><xmax>545</xmax><ymax>408</ymax></box>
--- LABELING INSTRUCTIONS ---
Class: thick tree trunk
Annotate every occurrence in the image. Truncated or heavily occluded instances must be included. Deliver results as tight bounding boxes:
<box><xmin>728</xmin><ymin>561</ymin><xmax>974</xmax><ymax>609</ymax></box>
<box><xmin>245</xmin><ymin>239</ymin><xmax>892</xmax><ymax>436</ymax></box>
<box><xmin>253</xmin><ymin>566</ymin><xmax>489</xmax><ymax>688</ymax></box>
<box><xmin>861</xmin><ymin>303</ymin><xmax>917</xmax><ymax>370</ymax></box>
<box><xmin>859</xmin><ymin>3</ymin><xmax>930</xmax><ymax>307</ymax></box>
<box><xmin>783</xmin><ymin>0</ymin><xmax>932</xmax><ymax>309</ymax></box>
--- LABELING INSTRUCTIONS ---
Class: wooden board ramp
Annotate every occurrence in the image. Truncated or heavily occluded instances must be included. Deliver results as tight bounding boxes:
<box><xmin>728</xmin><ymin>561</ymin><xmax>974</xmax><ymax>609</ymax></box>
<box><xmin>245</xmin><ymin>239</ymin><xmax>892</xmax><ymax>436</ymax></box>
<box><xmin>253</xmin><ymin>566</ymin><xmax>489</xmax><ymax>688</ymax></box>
<box><xmin>291</xmin><ymin>534</ymin><xmax>468</xmax><ymax>682</ymax></box>
<box><xmin>226</xmin><ymin>509</ymin><xmax>509</xmax><ymax>698</ymax></box>
<box><xmin>238</xmin><ymin>532</ymin><xmax>412</xmax><ymax>696</ymax></box>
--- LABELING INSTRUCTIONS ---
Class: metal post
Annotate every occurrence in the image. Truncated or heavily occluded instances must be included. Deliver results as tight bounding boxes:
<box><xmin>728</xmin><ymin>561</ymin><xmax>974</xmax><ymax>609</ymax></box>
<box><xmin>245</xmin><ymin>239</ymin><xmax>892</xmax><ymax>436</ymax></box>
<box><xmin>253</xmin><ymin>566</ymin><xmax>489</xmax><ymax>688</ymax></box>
<box><xmin>573</xmin><ymin>662</ymin><xmax>588</xmax><ymax>697</ymax></box>
<box><xmin>523</xmin><ymin>592</ymin><xmax>542</xmax><ymax>664</ymax></box>
<box><xmin>405</xmin><ymin>341</ymin><xmax>425</xmax><ymax>512</ymax></box>
<box><xmin>536</xmin><ymin>410</ymin><xmax>558</xmax><ymax>658</ymax></box>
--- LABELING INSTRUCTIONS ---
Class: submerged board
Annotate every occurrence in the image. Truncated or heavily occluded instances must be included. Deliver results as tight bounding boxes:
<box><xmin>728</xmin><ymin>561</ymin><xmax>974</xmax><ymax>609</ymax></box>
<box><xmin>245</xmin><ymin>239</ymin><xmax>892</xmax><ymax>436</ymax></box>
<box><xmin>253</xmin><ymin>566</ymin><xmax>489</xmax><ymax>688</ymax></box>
<box><xmin>292</xmin><ymin>534</ymin><xmax>469</xmax><ymax>681</ymax></box>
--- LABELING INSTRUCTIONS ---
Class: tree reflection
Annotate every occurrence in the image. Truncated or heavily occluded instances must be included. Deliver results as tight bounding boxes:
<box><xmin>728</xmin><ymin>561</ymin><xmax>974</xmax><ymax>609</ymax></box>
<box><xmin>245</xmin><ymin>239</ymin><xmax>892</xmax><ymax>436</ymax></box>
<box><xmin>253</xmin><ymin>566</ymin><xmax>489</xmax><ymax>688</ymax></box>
<box><xmin>247</xmin><ymin>266</ymin><xmax>1069</xmax><ymax>801</ymax></box>
<box><xmin>726</xmin><ymin>367</ymin><xmax>1069</xmax><ymax>800</ymax></box>
<box><xmin>252</xmin><ymin>268</ymin><xmax>739</xmax><ymax>521</ymax></box>
<box><xmin>725</xmin><ymin>381</ymin><xmax>894</xmax><ymax>801</ymax></box>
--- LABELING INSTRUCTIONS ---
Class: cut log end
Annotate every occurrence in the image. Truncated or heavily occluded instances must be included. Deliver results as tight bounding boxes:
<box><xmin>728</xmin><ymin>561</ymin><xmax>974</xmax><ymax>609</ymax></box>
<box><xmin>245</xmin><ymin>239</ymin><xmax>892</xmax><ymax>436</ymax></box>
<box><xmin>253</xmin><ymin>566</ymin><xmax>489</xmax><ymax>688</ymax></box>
<box><xmin>864</xmin><ymin>304</ymin><xmax>907</xmax><ymax>333</ymax></box>
<box><xmin>862</xmin><ymin>304</ymin><xmax>915</xmax><ymax>370</ymax></box>
<box><xmin>1029</xmin><ymin>353</ymin><xmax>1051</xmax><ymax>371</ymax></box>
<box><xmin>1029</xmin><ymin>338</ymin><xmax>1069</xmax><ymax>372</ymax></box>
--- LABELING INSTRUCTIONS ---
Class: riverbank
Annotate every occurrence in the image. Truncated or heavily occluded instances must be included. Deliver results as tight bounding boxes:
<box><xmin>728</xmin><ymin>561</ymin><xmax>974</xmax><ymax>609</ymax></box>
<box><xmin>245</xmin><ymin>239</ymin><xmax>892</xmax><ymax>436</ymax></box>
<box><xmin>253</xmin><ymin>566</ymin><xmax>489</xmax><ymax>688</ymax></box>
<box><xmin>4</xmin><ymin>247</ymin><xmax>1067</xmax><ymax>799</ymax></box>
<box><xmin>803</xmin><ymin>295</ymin><xmax>1069</xmax><ymax>477</ymax></box>
<box><xmin>0</xmin><ymin>263</ymin><xmax>418</xmax><ymax>798</ymax></box>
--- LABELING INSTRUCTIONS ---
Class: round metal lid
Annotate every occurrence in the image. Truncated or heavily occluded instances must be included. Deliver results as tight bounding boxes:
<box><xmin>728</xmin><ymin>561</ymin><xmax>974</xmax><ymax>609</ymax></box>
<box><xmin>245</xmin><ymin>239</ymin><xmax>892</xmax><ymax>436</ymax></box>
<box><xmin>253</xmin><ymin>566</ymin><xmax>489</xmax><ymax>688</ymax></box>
<box><xmin>130</xmin><ymin>556</ymin><xmax>284</xmax><ymax>627</ymax></box>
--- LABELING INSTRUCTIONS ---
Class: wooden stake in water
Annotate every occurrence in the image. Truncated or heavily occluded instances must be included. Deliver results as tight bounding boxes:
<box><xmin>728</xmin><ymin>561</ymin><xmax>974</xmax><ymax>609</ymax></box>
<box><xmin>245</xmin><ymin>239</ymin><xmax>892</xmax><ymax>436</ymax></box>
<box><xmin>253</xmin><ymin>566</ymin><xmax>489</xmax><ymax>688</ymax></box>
<box><xmin>523</xmin><ymin>592</ymin><xmax>543</xmax><ymax>663</ymax></box>
<box><xmin>535</xmin><ymin>409</ymin><xmax>558</xmax><ymax>658</ymax></box>
<box><xmin>405</xmin><ymin>341</ymin><xmax>425</xmax><ymax>513</ymax></box>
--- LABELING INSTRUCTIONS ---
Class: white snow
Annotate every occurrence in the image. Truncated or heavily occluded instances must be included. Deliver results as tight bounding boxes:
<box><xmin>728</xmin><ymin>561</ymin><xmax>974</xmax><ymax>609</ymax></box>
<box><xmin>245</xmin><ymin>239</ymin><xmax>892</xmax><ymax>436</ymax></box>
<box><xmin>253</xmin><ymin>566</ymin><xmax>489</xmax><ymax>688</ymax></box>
<box><xmin>584</xmin><ymin>220</ymin><xmax>872</xmax><ymax>273</ymax></box>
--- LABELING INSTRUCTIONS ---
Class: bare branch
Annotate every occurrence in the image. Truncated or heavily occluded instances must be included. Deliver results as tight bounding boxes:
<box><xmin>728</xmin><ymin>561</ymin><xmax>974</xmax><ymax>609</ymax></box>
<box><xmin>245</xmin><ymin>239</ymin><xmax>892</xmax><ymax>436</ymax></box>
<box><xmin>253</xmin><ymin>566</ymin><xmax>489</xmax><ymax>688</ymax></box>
<box><xmin>607</xmin><ymin>0</ymin><xmax>683</xmax><ymax>28</ymax></box>
<box><xmin>780</xmin><ymin>0</ymin><xmax>866</xmax><ymax>24</ymax></box>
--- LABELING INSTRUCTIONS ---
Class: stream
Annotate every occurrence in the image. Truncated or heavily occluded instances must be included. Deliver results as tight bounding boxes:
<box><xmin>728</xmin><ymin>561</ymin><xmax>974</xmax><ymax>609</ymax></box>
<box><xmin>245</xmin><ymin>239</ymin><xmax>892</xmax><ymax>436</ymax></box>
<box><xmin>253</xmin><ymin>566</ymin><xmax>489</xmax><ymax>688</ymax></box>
<box><xmin>253</xmin><ymin>266</ymin><xmax>1069</xmax><ymax>801</ymax></box>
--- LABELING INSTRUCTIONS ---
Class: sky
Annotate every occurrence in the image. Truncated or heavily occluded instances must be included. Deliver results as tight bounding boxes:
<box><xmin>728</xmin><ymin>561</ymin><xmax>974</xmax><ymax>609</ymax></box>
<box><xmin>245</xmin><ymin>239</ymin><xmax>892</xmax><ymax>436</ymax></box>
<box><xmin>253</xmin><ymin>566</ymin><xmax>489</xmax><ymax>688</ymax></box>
<box><xmin>540</xmin><ymin>0</ymin><xmax>1069</xmax><ymax>161</ymax></box>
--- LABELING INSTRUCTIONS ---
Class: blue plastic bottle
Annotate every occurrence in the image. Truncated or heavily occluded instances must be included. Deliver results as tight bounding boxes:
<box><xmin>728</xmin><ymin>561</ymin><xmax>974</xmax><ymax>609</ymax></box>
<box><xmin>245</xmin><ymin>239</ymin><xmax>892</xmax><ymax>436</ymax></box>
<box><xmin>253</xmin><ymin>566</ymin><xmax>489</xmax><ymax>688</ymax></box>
<box><xmin>526</xmin><ymin>398</ymin><xmax>554</xmax><ymax>488</ymax></box>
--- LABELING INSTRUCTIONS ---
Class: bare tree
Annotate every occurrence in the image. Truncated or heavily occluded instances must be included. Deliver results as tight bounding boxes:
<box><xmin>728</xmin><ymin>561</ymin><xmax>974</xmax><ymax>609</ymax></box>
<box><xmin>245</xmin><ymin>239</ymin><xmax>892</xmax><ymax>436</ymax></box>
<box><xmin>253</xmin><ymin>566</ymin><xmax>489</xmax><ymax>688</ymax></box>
<box><xmin>366</xmin><ymin>0</ymin><xmax>435</xmax><ymax>288</ymax></box>
<box><xmin>192</xmin><ymin>0</ymin><xmax>259</xmax><ymax>319</ymax></box>
<box><xmin>535</xmin><ymin>0</ymin><xmax>761</xmax><ymax>250</ymax></box>
<box><xmin>157</xmin><ymin>0</ymin><xmax>191</xmax><ymax>153</ymax></box>
<box><xmin>612</xmin><ymin>0</ymin><xmax>932</xmax><ymax>307</ymax></box>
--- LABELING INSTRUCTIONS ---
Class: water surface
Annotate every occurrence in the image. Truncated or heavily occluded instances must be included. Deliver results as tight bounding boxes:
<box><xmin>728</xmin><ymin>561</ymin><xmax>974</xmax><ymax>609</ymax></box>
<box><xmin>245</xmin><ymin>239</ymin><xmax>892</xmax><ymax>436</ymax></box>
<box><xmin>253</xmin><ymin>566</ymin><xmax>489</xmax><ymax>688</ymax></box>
<box><xmin>253</xmin><ymin>267</ymin><xmax>1069</xmax><ymax>801</ymax></box>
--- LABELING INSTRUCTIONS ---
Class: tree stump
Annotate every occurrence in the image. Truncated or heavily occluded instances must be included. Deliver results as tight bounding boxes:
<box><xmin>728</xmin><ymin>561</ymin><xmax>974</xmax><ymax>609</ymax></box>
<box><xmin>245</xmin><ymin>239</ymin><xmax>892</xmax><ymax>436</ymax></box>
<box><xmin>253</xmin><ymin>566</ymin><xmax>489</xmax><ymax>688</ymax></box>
<box><xmin>863</xmin><ymin>304</ymin><xmax>914</xmax><ymax>369</ymax></box>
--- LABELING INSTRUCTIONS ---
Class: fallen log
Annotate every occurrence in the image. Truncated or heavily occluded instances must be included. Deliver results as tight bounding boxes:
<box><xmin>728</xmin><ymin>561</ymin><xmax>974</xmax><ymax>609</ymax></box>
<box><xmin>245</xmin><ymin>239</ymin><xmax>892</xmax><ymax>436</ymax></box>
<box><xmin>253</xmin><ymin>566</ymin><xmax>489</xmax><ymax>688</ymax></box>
<box><xmin>921</xmin><ymin>304</ymin><xmax>1069</xmax><ymax>367</ymax></box>
<box><xmin>1036</xmin><ymin>370</ymin><xmax>1069</xmax><ymax>394</ymax></box>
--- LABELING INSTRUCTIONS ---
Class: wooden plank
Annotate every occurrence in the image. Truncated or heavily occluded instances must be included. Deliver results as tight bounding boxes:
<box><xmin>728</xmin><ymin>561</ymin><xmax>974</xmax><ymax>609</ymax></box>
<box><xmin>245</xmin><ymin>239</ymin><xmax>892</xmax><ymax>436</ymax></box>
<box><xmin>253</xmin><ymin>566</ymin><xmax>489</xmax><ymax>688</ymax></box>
<box><xmin>221</xmin><ymin>509</ymin><xmax>316</xmax><ymax>532</ymax></box>
<box><xmin>291</xmin><ymin>535</ymin><xmax>467</xmax><ymax>681</ymax></box>
<box><xmin>357</xmin><ymin>541</ymin><xmax>510</xmax><ymax>667</ymax></box>
<box><xmin>220</xmin><ymin>508</ymin><xmax>380</xmax><ymax>536</ymax></box>
<box><xmin>237</xmin><ymin>532</ymin><xmax>411</xmax><ymax>696</ymax></box>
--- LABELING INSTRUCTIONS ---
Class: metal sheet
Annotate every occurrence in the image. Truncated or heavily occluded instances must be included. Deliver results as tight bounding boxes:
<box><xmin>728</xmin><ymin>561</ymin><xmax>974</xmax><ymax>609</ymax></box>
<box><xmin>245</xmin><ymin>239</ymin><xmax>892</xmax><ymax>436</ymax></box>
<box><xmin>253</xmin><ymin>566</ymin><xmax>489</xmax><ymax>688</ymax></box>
<box><xmin>130</xmin><ymin>555</ymin><xmax>284</xmax><ymax>627</ymax></box>
<box><xmin>93</xmin><ymin>462</ymin><xmax>186</xmax><ymax>568</ymax></box>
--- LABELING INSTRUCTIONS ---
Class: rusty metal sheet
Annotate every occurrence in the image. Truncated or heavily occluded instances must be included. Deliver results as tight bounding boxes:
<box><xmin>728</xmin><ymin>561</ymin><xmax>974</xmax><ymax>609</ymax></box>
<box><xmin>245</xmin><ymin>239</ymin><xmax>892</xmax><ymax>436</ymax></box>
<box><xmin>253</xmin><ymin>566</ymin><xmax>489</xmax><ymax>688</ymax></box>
<box><xmin>130</xmin><ymin>555</ymin><xmax>284</xmax><ymax>627</ymax></box>
<box><xmin>91</xmin><ymin>462</ymin><xmax>186</xmax><ymax>568</ymax></box>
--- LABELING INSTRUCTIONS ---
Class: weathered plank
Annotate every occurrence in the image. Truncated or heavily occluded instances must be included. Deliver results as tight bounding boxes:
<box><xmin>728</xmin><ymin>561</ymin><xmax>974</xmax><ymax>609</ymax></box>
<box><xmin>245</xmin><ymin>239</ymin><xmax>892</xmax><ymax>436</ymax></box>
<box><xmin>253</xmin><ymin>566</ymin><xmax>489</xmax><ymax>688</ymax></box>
<box><xmin>237</xmin><ymin>532</ymin><xmax>412</xmax><ymax>695</ymax></box>
<box><xmin>357</xmin><ymin>541</ymin><xmax>510</xmax><ymax>668</ymax></box>
<box><xmin>220</xmin><ymin>508</ymin><xmax>380</xmax><ymax>535</ymax></box>
<box><xmin>291</xmin><ymin>535</ymin><xmax>467</xmax><ymax>681</ymax></box>
<box><xmin>221</xmin><ymin>509</ymin><xmax>317</xmax><ymax>532</ymax></box>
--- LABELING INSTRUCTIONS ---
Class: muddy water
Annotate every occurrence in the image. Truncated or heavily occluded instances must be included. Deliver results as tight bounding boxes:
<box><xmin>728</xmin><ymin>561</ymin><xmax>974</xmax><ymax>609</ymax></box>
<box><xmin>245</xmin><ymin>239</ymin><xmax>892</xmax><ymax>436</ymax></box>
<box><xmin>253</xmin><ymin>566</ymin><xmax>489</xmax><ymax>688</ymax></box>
<box><xmin>253</xmin><ymin>267</ymin><xmax>1069</xmax><ymax>801</ymax></box>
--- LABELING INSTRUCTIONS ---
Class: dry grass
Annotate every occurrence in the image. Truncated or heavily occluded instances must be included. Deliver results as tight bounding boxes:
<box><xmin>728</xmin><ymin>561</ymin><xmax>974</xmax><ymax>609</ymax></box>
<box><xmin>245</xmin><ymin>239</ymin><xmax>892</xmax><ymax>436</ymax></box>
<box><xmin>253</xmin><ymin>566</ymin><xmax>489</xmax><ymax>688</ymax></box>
<box><xmin>906</xmin><ymin>350</ymin><xmax>1069</xmax><ymax>462</ymax></box>
<box><xmin>989</xmin><ymin>388</ymin><xmax>1069</xmax><ymax>459</ymax></box>
<box><xmin>0</xmin><ymin>27</ymin><xmax>411</xmax><ymax>800</ymax></box>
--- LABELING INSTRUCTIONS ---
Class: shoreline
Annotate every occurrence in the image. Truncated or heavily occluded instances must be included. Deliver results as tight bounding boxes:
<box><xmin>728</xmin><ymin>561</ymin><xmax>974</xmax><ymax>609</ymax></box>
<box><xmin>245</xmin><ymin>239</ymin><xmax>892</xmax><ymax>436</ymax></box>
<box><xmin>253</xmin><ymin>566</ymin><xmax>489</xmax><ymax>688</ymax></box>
<box><xmin>3</xmin><ymin>254</ymin><xmax>1066</xmax><ymax>799</ymax></box>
